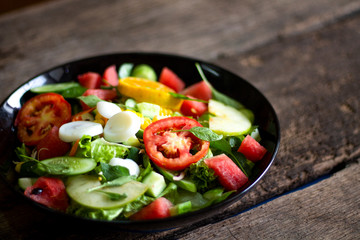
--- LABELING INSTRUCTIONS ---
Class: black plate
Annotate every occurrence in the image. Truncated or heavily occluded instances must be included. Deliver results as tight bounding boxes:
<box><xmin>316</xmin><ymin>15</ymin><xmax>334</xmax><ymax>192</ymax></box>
<box><xmin>0</xmin><ymin>52</ymin><xmax>280</xmax><ymax>231</ymax></box>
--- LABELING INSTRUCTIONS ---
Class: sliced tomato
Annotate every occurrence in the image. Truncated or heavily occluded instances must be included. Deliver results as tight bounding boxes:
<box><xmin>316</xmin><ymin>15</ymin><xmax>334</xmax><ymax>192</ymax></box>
<box><xmin>77</xmin><ymin>72</ymin><xmax>102</xmax><ymax>89</ymax></box>
<box><xmin>237</xmin><ymin>135</ymin><xmax>267</xmax><ymax>162</ymax></box>
<box><xmin>80</xmin><ymin>89</ymin><xmax>118</xmax><ymax>110</ymax></box>
<box><xmin>36</xmin><ymin>126</ymin><xmax>71</xmax><ymax>160</ymax></box>
<box><xmin>205</xmin><ymin>154</ymin><xmax>248</xmax><ymax>191</ymax></box>
<box><xmin>130</xmin><ymin>197</ymin><xmax>173</xmax><ymax>220</ymax></box>
<box><xmin>15</xmin><ymin>93</ymin><xmax>72</xmax><ymax>146</ymax></box>
<box><xmin>24</xmin><ymin>176</ymin><xmax>69</xmax><ymax>212</ymax></box>
<box><xmin>102</xmin><ymin>64</ymin><xmax>119</xmax><ymax>86</ymax></box>
<box><xmin>180</xmin><ymin>96</ymin><xmax>208</xmax><ymax>118</ymax></box>
<box><xmin>180</xmin><ymin>81</ymin><xmax>212</xmax><ymax>101</ymax></box>
<box><xmin>143</xmin><ymin>116</ymin><xmax>210</xmax><ymax>171</ymax></box>
<box><xmin>159</xmin><ymin>67</ymin><xmax>185</xmax><ymax>93</ymax></box>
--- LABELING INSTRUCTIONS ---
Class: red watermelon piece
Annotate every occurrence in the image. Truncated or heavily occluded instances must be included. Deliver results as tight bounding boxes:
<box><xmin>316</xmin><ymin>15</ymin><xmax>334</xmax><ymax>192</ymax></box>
<box><xmin>180</xmin><ymin>81</ymin><xmax>212</xmax><ymax>101</ymax></box>
<box><xmin>130</xmin><ymin>197</ymin><xmax>173</xmax><ymax>220</ymax></box>
<box><xmin>159</xmin><ymin>67</ymin><xmax>185</xmax><ymax>93</ymax></box>
<box><xmin>24</xmin><ymin>177</ymin><xmax>69</xmax><ymax>212</ymax></box>
<box><xmin>205</xmin><ymin>154</ymin><xmax>248</xmax><ymax>191</ymax></box>
<box><xmin>237</xmin><ymin>135</ymin><xmax>267</xmax><ymax>162</ymax></box>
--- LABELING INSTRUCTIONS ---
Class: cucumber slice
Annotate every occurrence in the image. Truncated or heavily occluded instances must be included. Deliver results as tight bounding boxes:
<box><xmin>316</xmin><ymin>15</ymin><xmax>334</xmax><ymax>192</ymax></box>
<box><xmin>131</xmin><ymin>64</ymin><xmax>157</xmax><ymax>81</ymax></box>
<box><xmin>30</xmin><ymin>82</ymin><xmax>80</xmax><ymax>93</ymax></box>
<box><xmin>38</xmin><ymin>157</ymin><xmax>97</xmax><ymax>176</ymax></box>
<box><xmin>208</xmin><ymin>99</ymin><xmax>252</xmax><ymax>136</ymax></box>
<box><xmin>142</xmin><ymin>171</ymin><xmax>166</xmax><ymax>197</ymax></box>
<box><xmin>66</xmin><ymin>175</ymin><xmax>148</xmax><ymax>209</ymax></box>
<box><xmin>137</xmin><ymin>102</ymin><xmax>161</xmax><ymax>119</ymax></box>
<box><xmin>18</xmin><ymin>177</ymin><xmax>37</xmax><ymax>190</ymax></box>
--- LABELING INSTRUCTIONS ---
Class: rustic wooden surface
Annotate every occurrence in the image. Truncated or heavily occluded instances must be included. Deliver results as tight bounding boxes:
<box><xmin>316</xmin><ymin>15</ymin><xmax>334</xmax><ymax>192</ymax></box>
<box><xmin>0</xmin><ymin>0</ymin><xmax>359</xmax><ymax>239</ymax></box>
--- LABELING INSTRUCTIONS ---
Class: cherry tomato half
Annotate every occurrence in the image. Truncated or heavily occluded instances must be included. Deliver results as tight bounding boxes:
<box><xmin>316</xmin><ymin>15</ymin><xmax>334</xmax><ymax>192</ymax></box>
<box><xmin>143</xmin><ymin>116</ymin><xmax>210</xmax><ymax>171</ymax></box>
<box><xmin>15</xmin><ymin>93</ymin><xmax>72</xmax><ymax>146</ymax></box>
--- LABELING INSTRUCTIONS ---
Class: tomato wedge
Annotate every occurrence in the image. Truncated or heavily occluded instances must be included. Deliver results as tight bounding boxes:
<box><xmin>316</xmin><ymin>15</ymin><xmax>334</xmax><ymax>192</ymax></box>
<box><xmin>143</xmin><ymin>116</ymin><xmax>210</xmax><ymax>171</ymax></box>
<box><xmin>15</xmin><ymin>93</ymin><xmax>72</xmax><ymax>146</ymax></box>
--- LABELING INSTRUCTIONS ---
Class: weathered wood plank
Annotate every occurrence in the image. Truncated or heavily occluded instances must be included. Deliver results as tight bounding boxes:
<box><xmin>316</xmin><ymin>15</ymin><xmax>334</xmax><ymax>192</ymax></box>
<box><xmin>1</xmin><ymin>0</ymin><xmax>360</xmax><ymax>102</ymax></box>
<box><xmin>0</xmin><ymin>0</ymin><xmax>359</xmax><ymax>239</ymax></box>
<box><xmin>174</xmin><ymin>161</ymin><xmax>360</xmax><ymax>240</ymax></box>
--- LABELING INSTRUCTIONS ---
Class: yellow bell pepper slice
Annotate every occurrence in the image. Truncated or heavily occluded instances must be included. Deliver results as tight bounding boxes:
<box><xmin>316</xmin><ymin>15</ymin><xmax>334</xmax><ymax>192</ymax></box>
<box><xmin>117</xmin><ymin>77</ymin><xmax>183</xmax><ymax>110</ymax></box>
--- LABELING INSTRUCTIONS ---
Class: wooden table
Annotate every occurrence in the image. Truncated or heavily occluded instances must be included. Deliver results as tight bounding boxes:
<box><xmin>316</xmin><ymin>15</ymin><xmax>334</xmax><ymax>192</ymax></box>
<box><xmin>0</xmin><ymin>0</ymin><xmax>359</xmax><ymax>239</ymax></box>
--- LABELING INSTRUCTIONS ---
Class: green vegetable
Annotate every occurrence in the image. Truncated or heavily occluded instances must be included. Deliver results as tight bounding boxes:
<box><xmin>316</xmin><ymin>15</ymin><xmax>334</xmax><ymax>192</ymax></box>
<box><xmin>136</xmin><ymin>102</ymin><xmax>161</xmax><ymax>119</ymax></box>
<box><xmin>142</xmin><ymin>171</ymin><xmax>167</xmax><ymax>197</ymax></box>
<box><xmin>187</xmin><ymin>160</ymin><xmax>219</xmax><ymax>193</ymax></box>
<box><xmin>60</xmin><ymin>85</ymin><xmax>87</xmax><ymax>98</ymax></box>
<box><xmin>157</xmin><ymin>182</ymin><xmax>178</xmax><ymax>202</ymax></box>
<box><xmin>97</xmin><ymin>162</ymin><xmax>130</xmax><ymax>182</ymax></box>
<box><xmin>131</xmin><ymin>64</ymin><xmax>157</xmax><ymax>81</ymax></box>
<box><xmin>66</xmin><ymin>175</ymin><xmax>148</xmax><ymax>210</ymax></box>
<box><xmin>168</xmin><ymin>92</ymin><xmax>208</xmax><ymax>103</ymax></box>
<box><xmin>196</xmin><ymin>63</ymin><xmax>244</xmax><ymax>109</ymax></box>
<box><xmin>18</xmin><ymin>177</ymin><xmax>37</xmax><ymax>190</ymax></box>
<box><xmin>156</xmin><ymin>166</ymin><xmax>197</xmax><ymax>193</ymax></box>
<box><xmin>210</xmin><ymin>138</ymin><xmax>254</xmax><ymax>177</ymax></box>
<box><xmin>208</xmin><ymin>99</ymin><xmax>252</xmax><ymax>136</ymax></box>
<box><xmin>76</xmin><ymin>137</ymin><xmax>129</xmax><ymax>163</ymax></box>
<box><xmin>30</xmin><ymin>82</ymin><xmax>80</xmax><ymax>93</ymax></box>
<box><xmin>170</xmin><ymin>201</ymin><xmax>192</xmax><ymax>216</ymax></box>
<box><xmin>88</xmin><ymin>176</ymin><xmax>135</xmax><ymax>192</ymax></box>
<box><xmin>118</xmin><ymin>63</ymin><xmax>134</xmax><ymax>78</ymax></box>
<box><xmin>136</xmin><ymin>154</ymin><xmax>153</xmax><ymax>182</ymax></box>
<box><xmin>77</xmin><ymin>95</ymin><xmax>104</xmax><ymax>108</ymax></box>
<box><xmin>37</xmin><ymin>157</ymin><xmax>97</xmax><ymax>176</ymax></box>
<box><xmin>174</xmin><ymin>126</ymin><xmax>223</xmax><ymax>142</ymax></box>
<box><xmin>124</xmin><ymin>98</ymin><xmax>138</xmax><ymax>111</ymax></box>
<box><xmin>95</xmin><ymin>191</ymin><xmax>127</xmax><ymax>201</ymax></box>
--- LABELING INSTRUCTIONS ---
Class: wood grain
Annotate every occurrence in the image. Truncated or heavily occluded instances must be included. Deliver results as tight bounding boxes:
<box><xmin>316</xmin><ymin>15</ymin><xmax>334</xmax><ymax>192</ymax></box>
<box><xmin>0</xmin><ymin>0</ymin><xmax>359</xmax><ymax>239</ymax></box>
<box><xmin>174</xmin><ymin>161</ymin><xmax>360</xmax><ymax>240</ymax></box>
<box><xmin>1</xmin><ymin>0</ymin><xmax>360</xmax><ymax>101</ymax></box>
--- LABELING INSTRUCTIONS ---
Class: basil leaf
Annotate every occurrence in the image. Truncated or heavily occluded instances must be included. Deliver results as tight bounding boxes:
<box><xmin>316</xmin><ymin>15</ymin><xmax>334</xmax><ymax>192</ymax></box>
<box><xmin>168</xmin><ymin>92</ymin><xmax>208</xmax><ymax>103</ymax></box>
<box><xmin>99</xmin><ymin>162</ymin><xmax>130</xmax><ymax>182</ymax></box>
<box><xmin>195</xmin><ymin>63</ymin><xmax>244</xmax><ymax>109</ymax></box>
<box><xmin>174</xmin><ymin>127</ymin><xmax>223</xmax><ymax>141</ymax></box>
<box><xmin>61</xmin><ymin>85</ymin><xmax>87</xmax><ymax>98</ymax></box>
<box><xmin>77</xmin><ymin>95</ymin><xmax>103</xmax><ymax>108</ymax></box>
<box><xmin>88</xmin><ymin>175</ymin><xmax>135</xmax><ymax>192</ymax></box>
<box><xmin>95</xmin><ymin>190</ymin><xmax>127</xmax><ymax>201</ymax></box>
<box><xmin>210</xmin><ymin>138</ymin><xmax>252</xmax><ymax>177</ymax></box>
<box><xmin>210</xmin><ymin>138</ymin><xmax>232</xmax><ymax>154</ymax></box>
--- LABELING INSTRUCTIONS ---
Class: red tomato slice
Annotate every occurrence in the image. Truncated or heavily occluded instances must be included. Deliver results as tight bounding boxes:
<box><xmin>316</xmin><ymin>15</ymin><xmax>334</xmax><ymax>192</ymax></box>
<box><xmin>159</xmin><ymin>67</ymin><xmax>185</xmax><ymax>93</ymax></box>
<box><xmin>24</xmin><ymin>176</ymin><xmax>69</xmax><ymax>212</ymax></box>
<box><xmin>143</xmin><ymin>116</ymin><xmax>210</xmax><ymax>171</ymax></box>
<box><xmin>180</xmin><ymin>96</ymin><xmax>208</xmax><ymax>118</ymax></box>
<box><xmin>15</xmin><ymin>93</ymin><xmax>72</xmax><ymax>146</ymax></box>
<box><xmin>36</xmin><ymin>126</ymin><xmax>71</xmax><ymax>160</ymax></box>
<box><xmin>77</xmin><ymin>72</ymin><xmax>102</xmax><ymax>89</ymax></box>
<box><xmin>237</xmin><ymin>135</ymin><xmax>267</xmax><ymax>162</ymax></box>
<box><xmin>180</xmin><ymin>81</ymin><xmax>212</xmax><ymax>101</ymax></box>
<box><xmin>102</xmin><ymin>64</ymin><xmax>119</xmax><ymax>86</ymax></box>
<box><xmin>205</xmin><ymin>154</ymin><xmax>248</xmax><ymax>191</ymax></box>
<box><xmin>130</xmin><ymin>197</ymin><xmax>173</xmax><ymax>220</ymax></box>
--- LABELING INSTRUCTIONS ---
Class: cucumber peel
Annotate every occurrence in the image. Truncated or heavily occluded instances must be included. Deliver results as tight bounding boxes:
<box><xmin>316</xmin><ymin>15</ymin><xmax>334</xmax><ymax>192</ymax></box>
<box><xmin>37</xmin><ymin>157</ymin><xmax>97</xmax><ymax>176</ymax></box>
<box><xmin>30</xmin><ymin>82</ymin><xmax>80</xmax><ymax>93</ymax></box>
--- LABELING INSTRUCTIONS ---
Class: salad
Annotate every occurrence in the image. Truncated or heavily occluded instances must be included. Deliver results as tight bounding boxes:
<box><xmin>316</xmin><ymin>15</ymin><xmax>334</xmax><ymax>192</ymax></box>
<box><xmin>13</xmin><ymin>62</ymin><xmax>267</xmax><ymax>221</ymax></box>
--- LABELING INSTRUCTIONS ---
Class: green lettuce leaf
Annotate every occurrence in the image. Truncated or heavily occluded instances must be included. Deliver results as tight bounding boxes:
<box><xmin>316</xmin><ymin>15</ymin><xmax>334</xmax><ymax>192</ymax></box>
<box><xmin>76</xmin><ymin>136</ymin><xmax>129</xmax><ymax>163</ymax></box>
